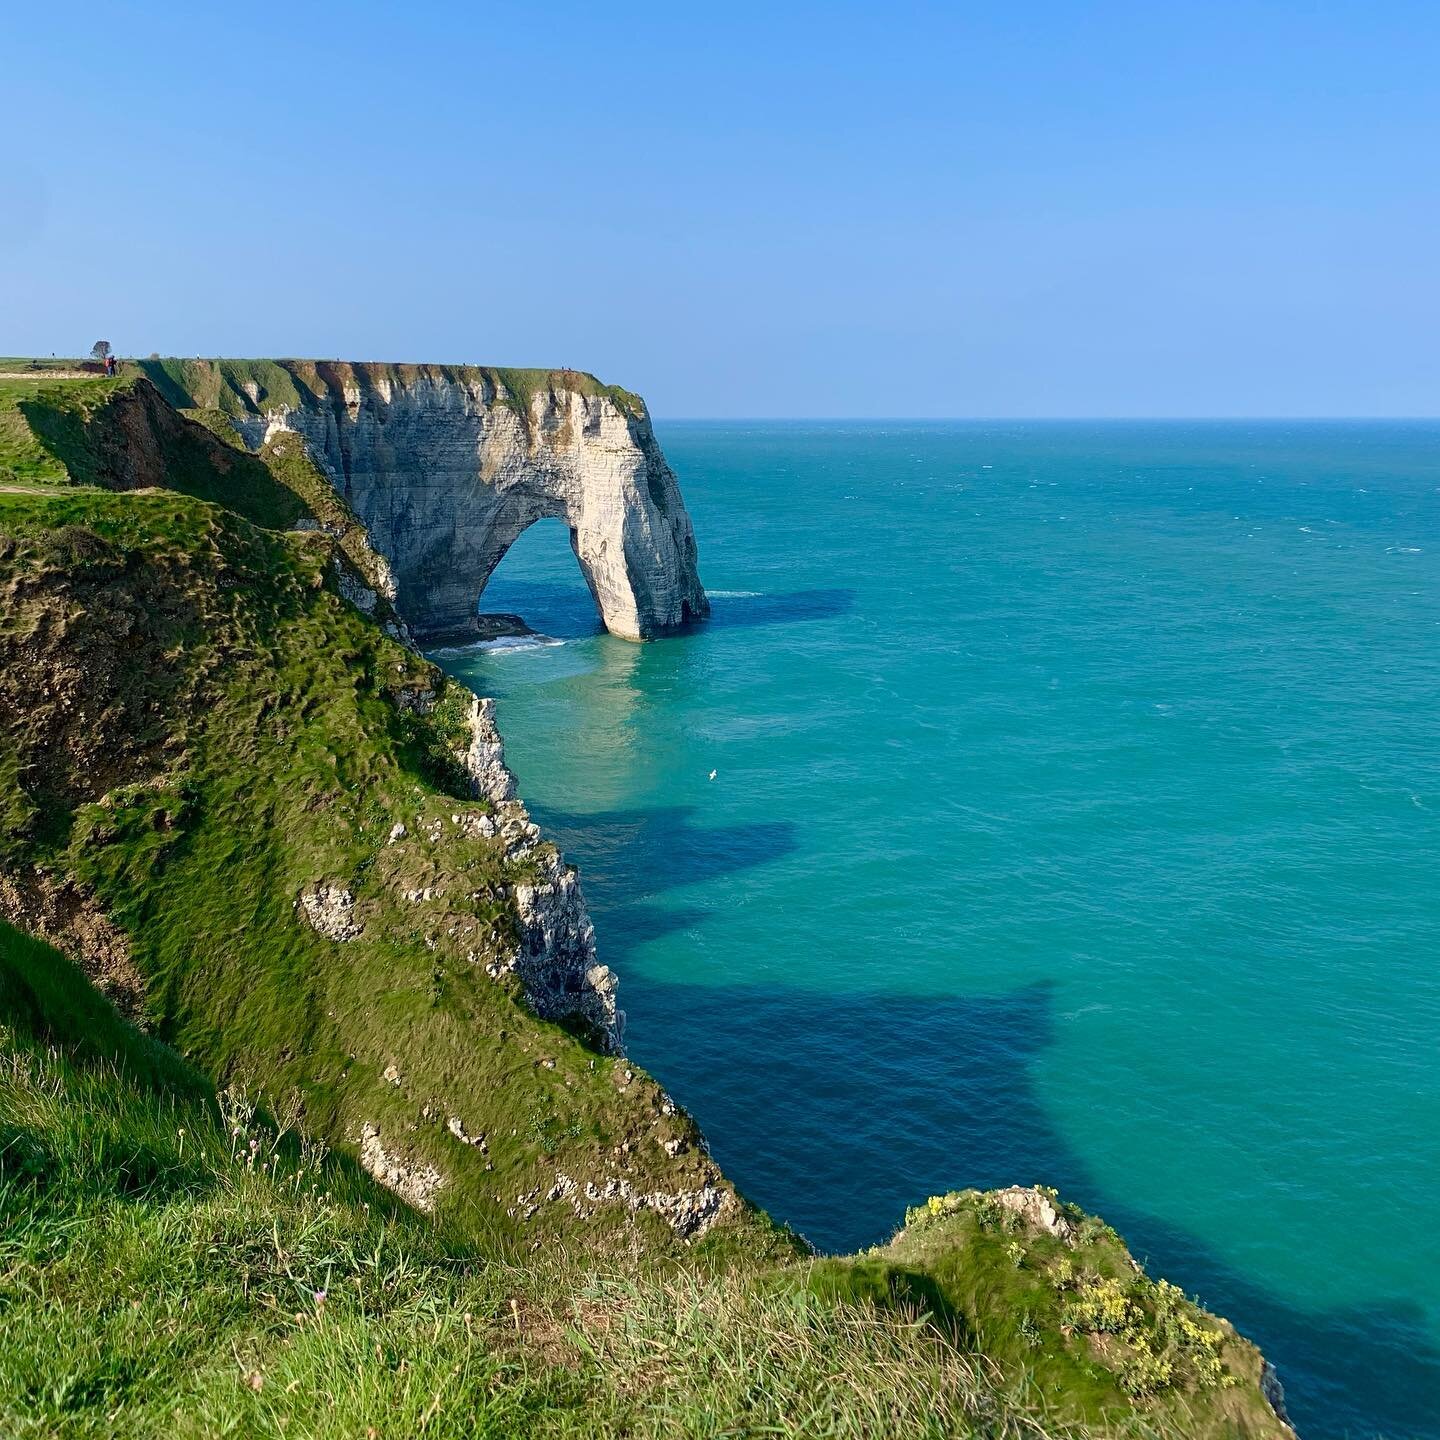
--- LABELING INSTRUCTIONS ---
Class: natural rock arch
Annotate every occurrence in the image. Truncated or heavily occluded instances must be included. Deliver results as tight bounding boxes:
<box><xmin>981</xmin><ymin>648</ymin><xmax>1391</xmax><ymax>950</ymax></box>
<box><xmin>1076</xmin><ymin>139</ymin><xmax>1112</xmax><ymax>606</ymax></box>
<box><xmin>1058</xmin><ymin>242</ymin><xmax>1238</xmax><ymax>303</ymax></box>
<box><xmin>433</xmin><ymin>471</ymin><xmax>701</xmax><ymax>643</ymax></box>
<box><xmin>232</xmin><ymin>364</ymin><xmax>708</xmax><ymax>641</ymax></box>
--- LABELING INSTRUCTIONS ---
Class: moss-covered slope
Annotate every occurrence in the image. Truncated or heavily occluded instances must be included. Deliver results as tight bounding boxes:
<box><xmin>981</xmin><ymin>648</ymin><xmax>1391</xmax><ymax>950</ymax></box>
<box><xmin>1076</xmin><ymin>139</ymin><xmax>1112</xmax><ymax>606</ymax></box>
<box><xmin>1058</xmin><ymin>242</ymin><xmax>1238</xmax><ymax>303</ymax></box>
<box><xmin>0</xmin><ymin>376</ymin><xmax>750</xmax><ymax>1260</ymax></box>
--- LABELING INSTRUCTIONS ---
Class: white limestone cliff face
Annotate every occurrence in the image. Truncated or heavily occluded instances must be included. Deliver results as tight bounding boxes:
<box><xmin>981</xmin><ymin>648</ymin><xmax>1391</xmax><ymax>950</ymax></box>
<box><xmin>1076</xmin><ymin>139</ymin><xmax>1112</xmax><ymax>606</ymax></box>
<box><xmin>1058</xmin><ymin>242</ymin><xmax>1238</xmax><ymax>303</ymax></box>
<box><xmin>232</xmin><ymin>370</ymin><xmax>707</xmax><ymax>641</ymax></box>
<box><xmin>456</xmin><ymin>692</ymin><xmax>621</xmax><ymax>1052</ymax></box>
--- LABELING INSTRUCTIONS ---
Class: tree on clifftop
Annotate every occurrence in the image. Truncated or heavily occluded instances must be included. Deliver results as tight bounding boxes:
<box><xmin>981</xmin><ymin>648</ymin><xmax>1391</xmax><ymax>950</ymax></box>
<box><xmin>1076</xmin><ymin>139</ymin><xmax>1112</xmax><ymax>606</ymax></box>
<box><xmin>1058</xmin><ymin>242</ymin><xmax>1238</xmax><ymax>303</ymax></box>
<box><xmin>90</xmin><ymin>340</ymin><xmax>112</xmax><ymax>362</ymax></box>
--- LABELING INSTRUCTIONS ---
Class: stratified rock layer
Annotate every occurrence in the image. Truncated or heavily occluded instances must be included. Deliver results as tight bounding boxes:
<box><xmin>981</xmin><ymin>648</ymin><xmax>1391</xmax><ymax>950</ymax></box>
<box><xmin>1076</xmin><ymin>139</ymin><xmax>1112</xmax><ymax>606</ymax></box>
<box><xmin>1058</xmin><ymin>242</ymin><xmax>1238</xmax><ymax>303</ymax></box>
<box><xmin>227</xmin><ymin>366</ymin><xmax>708</xmax><ymax>640</ymax></box>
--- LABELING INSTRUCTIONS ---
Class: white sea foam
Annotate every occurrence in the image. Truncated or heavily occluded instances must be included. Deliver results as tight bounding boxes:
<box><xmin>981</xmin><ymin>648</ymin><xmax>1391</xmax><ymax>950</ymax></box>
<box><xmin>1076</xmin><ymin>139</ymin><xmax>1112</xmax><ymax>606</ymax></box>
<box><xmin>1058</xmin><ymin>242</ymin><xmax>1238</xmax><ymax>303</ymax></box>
<box><xmin>708</xmin><ymin>589</ymin><xmax>762</xmax><ymax>598</ymax></box>
<box><xmin>477</xmin><ymin>634</ymin><xmax>566</xmax><ymax>654</ymax></box>
<box><xmin>429</xmin><ymin>634</ymin><xmax>565</xmax><ymax>657</ymax></box>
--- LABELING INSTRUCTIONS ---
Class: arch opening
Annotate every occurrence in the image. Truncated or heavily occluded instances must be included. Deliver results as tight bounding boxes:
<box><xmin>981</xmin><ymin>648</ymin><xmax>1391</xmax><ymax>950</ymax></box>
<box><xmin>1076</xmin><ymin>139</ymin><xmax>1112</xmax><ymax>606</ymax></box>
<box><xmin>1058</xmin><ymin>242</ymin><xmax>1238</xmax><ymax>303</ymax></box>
<box><xmin>477</xmin><ymin>517</ymin><xmax>606</xmax><ymax>641</ymax></box>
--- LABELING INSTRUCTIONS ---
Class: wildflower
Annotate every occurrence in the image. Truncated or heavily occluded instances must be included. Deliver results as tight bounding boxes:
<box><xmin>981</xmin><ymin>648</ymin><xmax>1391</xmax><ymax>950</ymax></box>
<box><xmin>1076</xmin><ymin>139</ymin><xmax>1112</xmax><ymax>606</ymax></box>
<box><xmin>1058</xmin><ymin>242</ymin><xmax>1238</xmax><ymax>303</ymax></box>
<box><xmin>314</xmin><ymin>1289</ymin><xmax>327</xmax><ymax>1308</ymax></box>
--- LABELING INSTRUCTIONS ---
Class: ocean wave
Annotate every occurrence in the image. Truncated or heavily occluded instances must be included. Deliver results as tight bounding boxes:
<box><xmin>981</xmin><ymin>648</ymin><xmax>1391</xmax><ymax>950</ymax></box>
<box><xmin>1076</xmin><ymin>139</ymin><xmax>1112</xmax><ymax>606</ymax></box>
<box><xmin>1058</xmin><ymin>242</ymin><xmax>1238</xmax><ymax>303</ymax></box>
<box><xmin>430</xmin><ymin>634</ymin><xmax>565</xmax><ymax>657</ymax></box>
<box><xmin>708</xmin><ymin>589</ymin><xmax>763</xmax><ymax>598</ymax></box>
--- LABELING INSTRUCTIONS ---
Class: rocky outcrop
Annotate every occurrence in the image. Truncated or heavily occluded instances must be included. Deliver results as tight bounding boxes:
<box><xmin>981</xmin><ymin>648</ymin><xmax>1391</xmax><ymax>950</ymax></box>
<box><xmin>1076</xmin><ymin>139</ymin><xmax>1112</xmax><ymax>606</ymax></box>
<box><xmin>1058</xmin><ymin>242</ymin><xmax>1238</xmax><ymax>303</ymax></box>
<box><xmin>1261</xmin><ymin>1362</ymin><xmax>1293</xmax><ymax>1430</ymax></box>
<box><xmin>512</xmin><ymin>862</ymin><xmax>619</xmax><ymax>1050</ymax></box>
<box><xmin>460</xmin><ymin>696</ymin><xmax>517</xmax><ymax>805</ymax></box>
<box><xmin>296</xmin><ymin>884</ymin><xmax>362</xmax><ymax>943</ymax></box>
<box><xmin>358</xmin><ymin>1122</ymin><xmax>444</xmax><ymax>1212</ymax></box>
<box><xmin>538</xmin><ymin>1170</ymin><xmax>729</xmax><ymax>1240</ymax></box>
<box><xmin>993</xmin><ymin>1185</ymin><xmax>1077</xmax><ymax>1242</ymax></box>
<box><xmin>217</xmin><ymin>363</ymin><xmax>708</xmax><ymax>641</ymax></box>
<box><xmin>448</xmin><ymin>688</ymin><xmax>621</xmax><ymax>1052</ymax></box>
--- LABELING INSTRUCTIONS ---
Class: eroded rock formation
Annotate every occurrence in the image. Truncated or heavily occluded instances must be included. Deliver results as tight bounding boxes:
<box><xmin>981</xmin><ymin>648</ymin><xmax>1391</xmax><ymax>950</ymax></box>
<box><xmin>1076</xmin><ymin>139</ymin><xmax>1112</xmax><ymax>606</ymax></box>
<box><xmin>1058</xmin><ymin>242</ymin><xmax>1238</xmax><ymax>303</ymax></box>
<box><xmin>222</xmin><ymin>364</ymin><xmax>708</xmax><ymax>640</ymax></box>
<box><xmin>453</xmin><ymin>691</ymin><xmax>622</xmax><ymax>1051</ymax></box>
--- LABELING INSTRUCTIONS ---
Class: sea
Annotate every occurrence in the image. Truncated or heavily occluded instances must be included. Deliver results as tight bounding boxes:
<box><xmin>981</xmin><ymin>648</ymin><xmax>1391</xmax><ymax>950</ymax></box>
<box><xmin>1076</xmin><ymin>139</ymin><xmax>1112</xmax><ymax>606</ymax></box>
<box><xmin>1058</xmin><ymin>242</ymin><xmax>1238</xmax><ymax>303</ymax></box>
<box><xmin>433</xmin><ymin>420</ymin><xmax>1440</xmax><ymax>1438</ymax></box>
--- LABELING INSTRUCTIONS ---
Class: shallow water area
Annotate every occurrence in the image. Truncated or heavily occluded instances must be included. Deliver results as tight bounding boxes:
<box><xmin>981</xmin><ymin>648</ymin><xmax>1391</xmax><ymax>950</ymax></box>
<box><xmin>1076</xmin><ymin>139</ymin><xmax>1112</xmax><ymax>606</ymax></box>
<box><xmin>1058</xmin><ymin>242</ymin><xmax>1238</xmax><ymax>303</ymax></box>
<box><xmin>433</xmin><ymin>420</ymin><xmax>1440</xmax><ymax>1438</ymax></box>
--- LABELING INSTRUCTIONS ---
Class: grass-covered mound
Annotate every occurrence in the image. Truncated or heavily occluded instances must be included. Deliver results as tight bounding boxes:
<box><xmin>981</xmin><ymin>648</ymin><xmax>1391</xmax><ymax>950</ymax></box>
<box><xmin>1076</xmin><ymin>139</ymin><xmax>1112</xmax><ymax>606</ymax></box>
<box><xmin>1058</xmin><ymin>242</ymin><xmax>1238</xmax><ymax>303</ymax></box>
<box><xmin>0</xmin><ymin>372</ymin><xmax>1293</xmax><ymax>1436</ymax></box>
<box><xmin>0</xmin><ymin>373</ymin><xmax>132</xmax><ymax>487</ymax></box>
<box><xmin>808</xmin><ymin>1190</ymin><xmax>1288</xmax><ymax>1437</ymax></box>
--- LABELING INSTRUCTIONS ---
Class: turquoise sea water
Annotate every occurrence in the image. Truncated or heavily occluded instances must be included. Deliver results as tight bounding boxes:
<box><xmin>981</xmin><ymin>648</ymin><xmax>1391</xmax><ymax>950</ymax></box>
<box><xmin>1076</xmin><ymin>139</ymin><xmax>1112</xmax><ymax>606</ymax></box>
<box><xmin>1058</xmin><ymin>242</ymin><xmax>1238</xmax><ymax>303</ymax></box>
<box><xmin>435</xmin><ymin>421</ymin><xmax>1440</xmax><ymax>1438</ymax></box>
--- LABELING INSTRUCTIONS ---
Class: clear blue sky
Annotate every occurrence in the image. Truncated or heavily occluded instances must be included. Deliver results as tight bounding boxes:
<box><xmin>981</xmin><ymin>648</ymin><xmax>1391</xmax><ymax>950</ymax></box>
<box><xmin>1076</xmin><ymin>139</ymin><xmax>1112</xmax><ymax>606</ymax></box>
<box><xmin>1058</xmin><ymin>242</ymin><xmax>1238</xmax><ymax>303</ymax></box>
<box><xmin>4</xmin><ymin>3</ymin><xmax>1437</xmax><ymax>416</ymax></box>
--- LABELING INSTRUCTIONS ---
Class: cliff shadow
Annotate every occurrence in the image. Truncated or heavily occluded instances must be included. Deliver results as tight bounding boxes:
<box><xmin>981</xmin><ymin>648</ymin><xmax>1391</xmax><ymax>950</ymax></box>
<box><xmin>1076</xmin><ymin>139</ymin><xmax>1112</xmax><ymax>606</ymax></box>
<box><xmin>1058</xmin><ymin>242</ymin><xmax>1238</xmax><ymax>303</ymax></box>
<box><xmin>472</xmin><ymin>583</ymin><xmax>860</xmax><ymax>636</ymax></box>
<box><xmin>473</xmin><ymin>509</ymin><xmax>856</xmax><ymax>640</ymax></box>
<box><xmin>529</xmin><ymin>802</ymin><xmax>797</xmax><ymax>906</ymax></box>
<box><xmin>616</xmin><ymin>974</ymin><xmax>1440</xmax><ymax>1440</ymax></box>
<box><xmin>698</xmin><ymin>587</ymin><xmax>855</xmax><ymax>630</ymax></box>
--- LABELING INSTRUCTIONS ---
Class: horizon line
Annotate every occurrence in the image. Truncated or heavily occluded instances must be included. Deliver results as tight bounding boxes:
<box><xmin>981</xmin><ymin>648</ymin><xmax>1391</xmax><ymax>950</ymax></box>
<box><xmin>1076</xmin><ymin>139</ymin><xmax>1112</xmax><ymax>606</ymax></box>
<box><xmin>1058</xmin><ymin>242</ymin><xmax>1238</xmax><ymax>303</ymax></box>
<box><xmin>649</xmin><ymin>414</ymin><xmax>1440</xmax><ymax>423</ymax></box>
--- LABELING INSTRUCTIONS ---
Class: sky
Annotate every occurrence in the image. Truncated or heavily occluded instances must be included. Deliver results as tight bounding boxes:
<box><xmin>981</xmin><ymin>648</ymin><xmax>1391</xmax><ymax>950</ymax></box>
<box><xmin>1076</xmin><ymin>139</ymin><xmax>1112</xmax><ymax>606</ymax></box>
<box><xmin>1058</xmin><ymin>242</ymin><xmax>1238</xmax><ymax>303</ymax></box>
<box><xmin>3</xmin><ymin>3</ymin><xmax>1438</xmax><ymax>417</ymax></box>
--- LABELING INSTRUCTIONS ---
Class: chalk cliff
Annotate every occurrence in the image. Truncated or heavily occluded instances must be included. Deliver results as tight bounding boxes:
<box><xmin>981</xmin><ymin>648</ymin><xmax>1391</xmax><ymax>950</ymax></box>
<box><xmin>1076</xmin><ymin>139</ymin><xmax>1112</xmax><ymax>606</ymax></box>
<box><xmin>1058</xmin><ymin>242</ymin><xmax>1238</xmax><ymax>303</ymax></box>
<box><xmin>144</xmin><ymin>361</ymin><xmax>708</xmax><ymax>640</ymax></box>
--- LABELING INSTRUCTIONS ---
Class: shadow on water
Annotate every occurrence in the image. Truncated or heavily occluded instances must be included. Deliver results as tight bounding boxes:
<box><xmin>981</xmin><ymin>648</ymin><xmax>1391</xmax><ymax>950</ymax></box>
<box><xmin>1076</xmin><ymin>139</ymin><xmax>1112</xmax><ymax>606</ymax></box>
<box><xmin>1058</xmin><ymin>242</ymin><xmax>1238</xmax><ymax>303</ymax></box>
<box><xmin>700</xmin><ymin>587</ymin><xmax>855</xmax><ymax>629</ymax></box>
<box><xmin>529</xmin><ymin>804</ymin><xmax>798</xmax><ymax>900</ymax></box>
<box><xmin>611</xmin><ymin>973</ymin><xmax>1438</xmax><ymax>1439</ymax></box>
<box><xmin>474</xmin><ymin>551</ymin><xmax>1436</xmax><ymax>1432</ymax></box>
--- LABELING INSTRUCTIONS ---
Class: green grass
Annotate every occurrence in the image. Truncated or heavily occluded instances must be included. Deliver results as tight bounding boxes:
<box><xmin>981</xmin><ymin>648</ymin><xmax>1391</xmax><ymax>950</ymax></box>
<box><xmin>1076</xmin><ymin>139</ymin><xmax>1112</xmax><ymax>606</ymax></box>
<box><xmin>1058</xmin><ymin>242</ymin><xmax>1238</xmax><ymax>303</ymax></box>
<box><xmin>0</xmin><ymin>376</ymin><xmax>128</xmax><ymax>487</ymax></box>
<box><xmin>0</xmin><ymin>376</ymin><xmax>1291</xmax><ymax>1437</ymax></box>
<box><xmin>0</xmin><ymin>939</ymin><xmax>1291</xmax><ymax>1439</ymax></box>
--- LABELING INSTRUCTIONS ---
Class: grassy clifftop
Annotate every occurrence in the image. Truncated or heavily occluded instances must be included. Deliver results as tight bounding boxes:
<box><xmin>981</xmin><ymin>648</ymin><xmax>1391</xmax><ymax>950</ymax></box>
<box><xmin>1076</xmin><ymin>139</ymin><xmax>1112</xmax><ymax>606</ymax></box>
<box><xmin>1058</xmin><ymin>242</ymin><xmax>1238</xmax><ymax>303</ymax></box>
<box><xmin>134</xmin><ymin>357</ymin><xmax>647</xmax><ymax>423</ymax></box>
<box><xmin>0</xmin><ymin>372</ymin><xmax>1292</xmax><ymax>1437</ymax></box>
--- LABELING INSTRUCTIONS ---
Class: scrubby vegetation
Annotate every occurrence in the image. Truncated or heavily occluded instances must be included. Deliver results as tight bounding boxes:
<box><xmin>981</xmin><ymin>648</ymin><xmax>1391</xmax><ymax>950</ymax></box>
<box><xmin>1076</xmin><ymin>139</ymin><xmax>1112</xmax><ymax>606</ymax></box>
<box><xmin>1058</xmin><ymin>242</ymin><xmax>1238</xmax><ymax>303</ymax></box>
<box><xmin>0</xmin><ymin>372</ymin><xmax>1291</xmax><ymax>1436</ymax></box>
<box><xmin>864</xmin><ymin>1190</ymin><xmax>1282</xmax><ymax>1433</ymax></box>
